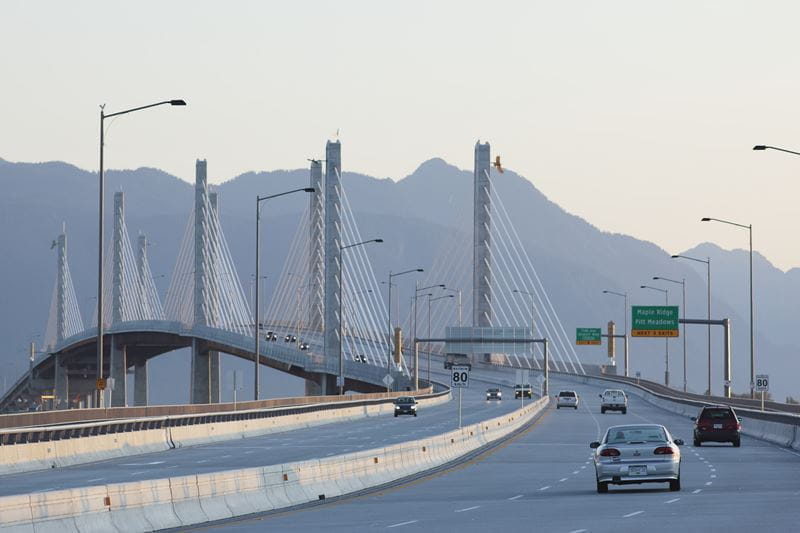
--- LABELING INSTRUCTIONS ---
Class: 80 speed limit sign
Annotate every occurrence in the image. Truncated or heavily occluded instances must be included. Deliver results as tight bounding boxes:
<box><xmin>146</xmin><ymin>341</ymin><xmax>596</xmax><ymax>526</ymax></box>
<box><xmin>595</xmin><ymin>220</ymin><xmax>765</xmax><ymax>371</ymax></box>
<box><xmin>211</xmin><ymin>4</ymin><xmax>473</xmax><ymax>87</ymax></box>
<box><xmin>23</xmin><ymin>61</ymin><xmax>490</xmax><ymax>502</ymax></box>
<box><xmin>451</xmin><ymin>365</ymin><xmax>470</xmax><ymax>388</ymax></box>
<box><xmin>755</xmin><ymin>374</ymin><xmax>769</xmax><ymax>392</ymax></box>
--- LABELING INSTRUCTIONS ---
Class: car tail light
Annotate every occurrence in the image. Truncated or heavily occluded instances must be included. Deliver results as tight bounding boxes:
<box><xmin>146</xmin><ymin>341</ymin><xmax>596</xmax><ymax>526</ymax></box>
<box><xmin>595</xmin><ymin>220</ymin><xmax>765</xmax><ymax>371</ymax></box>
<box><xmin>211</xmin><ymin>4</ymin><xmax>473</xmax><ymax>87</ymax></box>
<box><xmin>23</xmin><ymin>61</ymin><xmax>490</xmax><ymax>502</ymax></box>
<box><xmin>654</xmin><ymin>446</ymin><xmax>674</xmax><ymax>455</ymax></box>
<box><xmin>599</xmin><ymin>448</ymin><xmax>620</xmax><ymax>457</ymax></box>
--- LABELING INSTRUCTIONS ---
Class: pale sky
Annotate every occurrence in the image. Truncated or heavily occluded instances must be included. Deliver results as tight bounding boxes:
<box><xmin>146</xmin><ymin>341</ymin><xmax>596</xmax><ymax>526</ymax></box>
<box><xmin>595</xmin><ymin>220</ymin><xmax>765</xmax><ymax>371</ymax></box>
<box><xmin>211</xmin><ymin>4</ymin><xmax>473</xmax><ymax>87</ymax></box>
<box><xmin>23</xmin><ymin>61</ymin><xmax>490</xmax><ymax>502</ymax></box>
<box><xmin>3</xmin><ymin>0</ymin><xmax>799</xmax><ymax>270</ymax></box>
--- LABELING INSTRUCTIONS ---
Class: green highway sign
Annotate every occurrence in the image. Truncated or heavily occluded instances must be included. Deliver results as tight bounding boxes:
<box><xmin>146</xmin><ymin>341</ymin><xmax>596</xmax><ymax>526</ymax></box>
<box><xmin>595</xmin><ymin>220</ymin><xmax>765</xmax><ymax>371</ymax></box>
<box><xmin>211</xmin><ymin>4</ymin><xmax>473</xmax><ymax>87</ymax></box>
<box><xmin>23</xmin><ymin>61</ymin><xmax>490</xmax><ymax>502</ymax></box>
<box><xmin>576</xmin><ymin>328</ymin><xmax>602</xmax><ymax>345</ymax></box>
<box><xmin>631</xmin><ymin>306</ymin><xmax>679</xmax><ymax>337</ymax></box>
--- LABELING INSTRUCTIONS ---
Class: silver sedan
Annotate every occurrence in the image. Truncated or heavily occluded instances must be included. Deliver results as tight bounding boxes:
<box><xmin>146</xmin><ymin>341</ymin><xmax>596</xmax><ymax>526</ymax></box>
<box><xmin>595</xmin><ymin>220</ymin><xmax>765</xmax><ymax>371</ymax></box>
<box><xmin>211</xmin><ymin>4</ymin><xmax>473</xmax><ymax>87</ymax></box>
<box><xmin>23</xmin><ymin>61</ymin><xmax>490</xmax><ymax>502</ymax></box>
<box><xmin>590</xmin><ymin>424</ymin><xmax>683</xmax><ymax>493</ymax></box>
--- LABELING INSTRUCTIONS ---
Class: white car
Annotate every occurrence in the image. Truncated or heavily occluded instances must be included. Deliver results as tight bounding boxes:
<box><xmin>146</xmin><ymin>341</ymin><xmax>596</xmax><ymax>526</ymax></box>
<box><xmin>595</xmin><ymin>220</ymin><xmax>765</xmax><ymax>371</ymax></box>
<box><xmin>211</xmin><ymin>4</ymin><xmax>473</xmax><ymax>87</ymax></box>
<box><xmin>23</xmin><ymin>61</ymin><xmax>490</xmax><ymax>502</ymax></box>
<box><xmin>556</xmin><ymin>390</ymin><xmax>579</xmax><ymax>409</ymax></box>
<box><xmin>600</xmin><ymin>389</ymin><xmax>627</xmax><ymax>414</ymax></box>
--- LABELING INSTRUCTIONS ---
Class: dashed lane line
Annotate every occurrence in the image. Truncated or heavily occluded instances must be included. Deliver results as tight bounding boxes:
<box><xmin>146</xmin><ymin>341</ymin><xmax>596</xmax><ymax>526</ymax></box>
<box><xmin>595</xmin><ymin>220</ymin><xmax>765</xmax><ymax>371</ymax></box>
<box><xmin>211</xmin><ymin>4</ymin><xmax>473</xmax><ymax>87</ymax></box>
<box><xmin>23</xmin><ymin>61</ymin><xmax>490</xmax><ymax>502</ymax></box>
<box><xmin>705</xmin><ymin>481</ymin><xmax>713</xmax><ymax>486</ymax></box>
<box><xmin>455</xmin><ymin>505</ymin><xmax>480</xmax><ymax>513</ymax></box>
<box><xmin>665</xmin><ymin>498</ymin><xmax>680</xmax><ymax>504</ymax></box>
<box><xmin>623</xmin><ymin>511</ymin><xmax>644</xmax><ymax>518</ymax></box>
<box><xmin>387</xmin><ymin>520</ymin><xmax>418</xmax><ymax>528</ymax></box>
<box><xmin>692</xmin><ymin>489</ymin><xmax>702</xmax><ymax>494</ymax></box>
<box><xmin>539</xmin><ymin>486</ymin><xmax>551</xmax><ymax>491</ymax></box>
<box><xmin>559</xmin><ymin>478</ymin><xmax>568</xmax><ymax>482</ymax></box>
<box><xmin>508</xmin><ymin>494</ymin><xmax>523</xmax><ymax>501</ymax></box>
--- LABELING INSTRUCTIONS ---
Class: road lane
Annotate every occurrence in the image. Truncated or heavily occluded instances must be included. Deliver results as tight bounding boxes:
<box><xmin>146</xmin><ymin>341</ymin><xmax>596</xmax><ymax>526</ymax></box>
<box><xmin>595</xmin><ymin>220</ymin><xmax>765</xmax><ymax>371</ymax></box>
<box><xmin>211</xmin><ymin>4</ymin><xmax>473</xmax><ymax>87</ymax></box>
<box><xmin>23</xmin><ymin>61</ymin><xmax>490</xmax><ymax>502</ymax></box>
<box><xmin>198</xmin><ymin>374</ymin><xmax>800</xmax><ymax>532</ymax></box>
<box><xmin>0</xmin><ymin>384</ymin><xmax>516</xmax><ymax>498</ymax></box>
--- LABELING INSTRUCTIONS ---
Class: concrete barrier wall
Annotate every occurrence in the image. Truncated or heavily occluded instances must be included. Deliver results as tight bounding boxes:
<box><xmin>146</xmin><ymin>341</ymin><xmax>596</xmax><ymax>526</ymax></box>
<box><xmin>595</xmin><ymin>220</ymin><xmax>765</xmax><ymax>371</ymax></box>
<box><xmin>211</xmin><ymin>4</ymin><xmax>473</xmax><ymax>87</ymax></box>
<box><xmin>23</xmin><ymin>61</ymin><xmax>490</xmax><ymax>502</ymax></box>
<box><xmin>0</xmin><ymin>392</ymin><xmax>450</xmax><ymax>477</ymax></box>
<box><xmin>0</xmin><ymin>396</ymin><xmax>548</xmax><ymax>532</ymax></box>
<box><xmin>557</xmin><ymin>373</ymin><xmax>800</xmax><ymax>452</ymax></box>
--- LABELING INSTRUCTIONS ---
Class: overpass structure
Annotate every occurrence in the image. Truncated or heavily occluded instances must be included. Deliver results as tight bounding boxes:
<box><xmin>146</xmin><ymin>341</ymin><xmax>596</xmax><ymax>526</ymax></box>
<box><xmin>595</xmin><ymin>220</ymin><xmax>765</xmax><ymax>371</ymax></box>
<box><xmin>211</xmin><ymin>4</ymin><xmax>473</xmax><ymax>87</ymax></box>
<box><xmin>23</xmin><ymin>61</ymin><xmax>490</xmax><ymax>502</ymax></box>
<box><xmin>2</xmin><ymin>140</ymin><xmax>589</xmax><ymax>413</ymax></box>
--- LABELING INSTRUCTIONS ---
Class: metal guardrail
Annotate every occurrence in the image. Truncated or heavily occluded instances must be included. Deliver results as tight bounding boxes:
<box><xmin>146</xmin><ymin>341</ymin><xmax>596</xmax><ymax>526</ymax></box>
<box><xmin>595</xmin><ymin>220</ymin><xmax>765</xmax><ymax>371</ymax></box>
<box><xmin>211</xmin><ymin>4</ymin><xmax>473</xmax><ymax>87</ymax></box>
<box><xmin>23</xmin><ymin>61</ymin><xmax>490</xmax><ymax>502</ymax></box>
<box><xmin>0</xmin><ymin>385</ymin><xmax>449</xmax><ymax>446</ymax></box>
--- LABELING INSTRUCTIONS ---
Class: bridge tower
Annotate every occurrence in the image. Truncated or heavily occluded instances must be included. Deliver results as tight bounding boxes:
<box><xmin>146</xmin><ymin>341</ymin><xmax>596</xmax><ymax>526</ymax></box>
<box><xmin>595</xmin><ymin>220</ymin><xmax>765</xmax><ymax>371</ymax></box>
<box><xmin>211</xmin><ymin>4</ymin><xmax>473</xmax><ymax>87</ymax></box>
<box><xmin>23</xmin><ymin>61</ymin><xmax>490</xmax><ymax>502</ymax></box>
<box><xmin>318</xmin><ymin>141</ymin><xmax>343</xmax><ymax>395</ymax></box>
<box><xmin>109</xmin><ymin>192</ymin><xmax>128</xmax><ymax>406</ymax></box>
<box><xmin>473</xmin><ymin>141</ymin><xmax>493</xmax><ymax>328</ymax></box>
<box><xmin>54</xmin><ymin>228</ymin><xmax>69</xmax><ymax>408</ymax></box>
<box><xmin>308</xmin><ymin>159</ymin><xmax>325</xmax><ymax>334</ymax></box>
<box><xmin>133</xmin><ymin>234</ymin><xmax>150</xmax><ymax>406</ymax></box>
<box><xmin>191</xmin><ymin>160</ymin><xmax>221</xmax><ymax>404</ymax></box>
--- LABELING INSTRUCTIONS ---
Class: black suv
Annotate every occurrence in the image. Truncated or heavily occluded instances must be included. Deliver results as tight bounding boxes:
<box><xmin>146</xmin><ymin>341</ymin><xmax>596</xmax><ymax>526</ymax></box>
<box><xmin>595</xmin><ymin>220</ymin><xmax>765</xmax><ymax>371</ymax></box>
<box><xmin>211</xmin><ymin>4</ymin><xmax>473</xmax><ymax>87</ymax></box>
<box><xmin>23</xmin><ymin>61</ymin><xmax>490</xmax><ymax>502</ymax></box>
<box><xmin>692</xmin><ymin>406</ymin><xmax>741</xmax><ymax>447</ymax></box>
<box><xmin>394</xmin><ymin>396</ymin><xmax>418</xmax><ymax>417</ymax></box>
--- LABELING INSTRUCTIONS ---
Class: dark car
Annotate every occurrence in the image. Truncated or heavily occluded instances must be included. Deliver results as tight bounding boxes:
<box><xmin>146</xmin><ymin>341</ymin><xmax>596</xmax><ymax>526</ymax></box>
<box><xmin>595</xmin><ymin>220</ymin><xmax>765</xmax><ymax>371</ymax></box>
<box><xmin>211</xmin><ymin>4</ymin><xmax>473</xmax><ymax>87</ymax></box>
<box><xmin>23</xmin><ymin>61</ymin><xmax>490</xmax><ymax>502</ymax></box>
<box><xmin>299</xmin><ymin>341</ymin><xmax>309</xmax><ymax>351</ymax></box>
<box><xmin>444</xmin><ymin>353</ymin><xmax>472</xmax><ymax>370</ymax></box>
<box><xmin>284</xmin><ymin>334</ymin><xmax>297</xmax><ymax>343</ymax></box>
<box><xmin>265</xmin><ymin>331</ymin><xmax>278</xmax><ymax>341</ymax></box>
<box><xmin>514</xmin><ymin>384</ymin><xmax>533</xmax><ymax>399</ymax></box>
<box><xmin>394</xmin><ymin>396</ymin><xmax>418</xmax><ymax>417</ymax></box>
<box><xmin>692</xmin><ymin>406</ymin><xmax>741</xmax><ymax>447</ymax></box>
<box><xmin>486</xmin><ymin>388</ymin><xmax>502</xmax><ymax>401</ymax></box>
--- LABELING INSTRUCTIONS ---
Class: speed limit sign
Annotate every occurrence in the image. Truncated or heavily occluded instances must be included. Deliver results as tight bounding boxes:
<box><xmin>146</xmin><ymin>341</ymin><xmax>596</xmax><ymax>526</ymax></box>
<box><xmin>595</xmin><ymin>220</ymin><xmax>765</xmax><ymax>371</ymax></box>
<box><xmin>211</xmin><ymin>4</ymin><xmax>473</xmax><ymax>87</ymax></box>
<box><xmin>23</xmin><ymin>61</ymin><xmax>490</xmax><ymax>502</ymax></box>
<box><xmin>451</xmin><ymin>365</ymin><xmax>470</xmax><ymax>388</ymax></box>
<box><xmin>755</xmin><ymin>374</ymin><xmax>769</xmax><ymax>392</ymax></box>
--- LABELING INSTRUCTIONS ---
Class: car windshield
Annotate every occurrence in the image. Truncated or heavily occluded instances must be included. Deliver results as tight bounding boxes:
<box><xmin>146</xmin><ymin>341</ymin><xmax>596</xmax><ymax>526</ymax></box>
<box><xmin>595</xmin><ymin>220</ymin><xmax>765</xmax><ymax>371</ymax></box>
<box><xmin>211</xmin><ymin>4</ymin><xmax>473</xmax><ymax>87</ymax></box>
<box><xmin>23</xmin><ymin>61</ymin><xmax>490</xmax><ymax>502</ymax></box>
<box><xmin>487</xmin><ymin>389</ymin><xmax>499</xmax><ymax>393</ymax></box>
<box><xmin>559</xmin><ymin>391</ymin><xmax>576</xmax><ymax>397</ymax></box>
<box><xmin>396</xmin><ymin>397</ymin><xmax>414</xmax><ymax>404</ymax></box>
<box><xmin>606</xmin><ymin>426</ymin><xmax>666</xmax><ymax>444</ymax></box>
<box><xmin>701</xmin><ymin>408</ymin><xmax>734</xmax><ymax>420</ymax></box>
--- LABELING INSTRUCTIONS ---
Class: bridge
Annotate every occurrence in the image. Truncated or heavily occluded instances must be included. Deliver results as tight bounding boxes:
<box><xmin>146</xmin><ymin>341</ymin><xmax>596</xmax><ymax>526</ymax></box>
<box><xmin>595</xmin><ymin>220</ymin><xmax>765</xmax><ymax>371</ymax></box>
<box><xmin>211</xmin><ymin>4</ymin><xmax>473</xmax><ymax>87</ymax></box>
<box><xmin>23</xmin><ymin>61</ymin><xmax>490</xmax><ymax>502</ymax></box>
<box><xmin>1</xmin><ymin>140</ymin><xmax>587</xmax><ymax>413</ymax></box>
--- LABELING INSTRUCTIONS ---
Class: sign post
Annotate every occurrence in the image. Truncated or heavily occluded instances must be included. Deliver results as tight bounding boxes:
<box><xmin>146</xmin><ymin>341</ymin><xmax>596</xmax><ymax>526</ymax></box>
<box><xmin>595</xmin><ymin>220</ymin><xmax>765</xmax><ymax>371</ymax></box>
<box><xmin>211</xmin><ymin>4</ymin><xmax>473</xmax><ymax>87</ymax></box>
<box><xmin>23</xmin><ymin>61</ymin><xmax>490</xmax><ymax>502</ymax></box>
<box><xmin>755</xmin><ymin>374</ymin><xmax>769</xmax><ymax>411</ymax></box>
<box><xmin>451</xmin><ymin>364</ymin><xmax>469</xmax><ymax>428</ymax></box>
<box><xmin>576</xmin><ymin>328</ymin><xmax>602</xmax><ymax>345</ymax></box>
<box><xmin>631</xmin><ymin>306</ymin><xmax>680</xmax><ymax>337</ymax></box>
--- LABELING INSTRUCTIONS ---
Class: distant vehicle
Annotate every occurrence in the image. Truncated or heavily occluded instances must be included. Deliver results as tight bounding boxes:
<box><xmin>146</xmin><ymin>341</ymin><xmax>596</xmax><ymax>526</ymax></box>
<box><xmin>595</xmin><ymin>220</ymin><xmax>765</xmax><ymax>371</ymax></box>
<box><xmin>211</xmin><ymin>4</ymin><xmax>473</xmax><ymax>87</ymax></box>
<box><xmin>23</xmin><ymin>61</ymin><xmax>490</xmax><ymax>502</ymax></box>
<box><xmin>284</xmin><ymin>334</ymin><xmax>297</xmax><ymax>343</ymax></box>
<box><xmin>264</xmin><ymin>331</ymin><xmax>278</xmax><ymax>341</ymax></box>
<box><xmin>514</xmin><ymin>384</ymin><xmax>532</xmax><ymax>399</ymax></box>
<box><xmin>591</xmin><ymin>423</ymin><xmax>683</xmax><ymax>493</ymax></box>
<box><xmin>299</xmin><ymin>341</ymin><xmax>310</xmax><ymax>351</ymax></box>
<box><xmin>444</xmin><ymin>353</ymin><xmax>471</xmax><ymax>370</ymax></box>
<box><xmin>486</xmin><ymin>388</ymin><xmax>502</xmax><ymax>401</ymax></box>
<box><xmin>556</xmin><ymin>390</ymin><xmax>579</xmax><ymax>409</ymax></box>
<box><xmin>692</xmin><ymin>406</ymin><xmax>741</xmax><ymax>447</ymax></box>
<box><xmin>600</xmin><ymin>389</ymin><xmax>627</xmax><ymax>414</ymax></box>
<box><xmin>394</xmin><ymin>396</ymin><xmax>418</xmax><ymax>417</ymax></box>
<box><xmin>353</xmin><ymin>354</ymin><xmax>367</xmax><ymax>363</ymax></box>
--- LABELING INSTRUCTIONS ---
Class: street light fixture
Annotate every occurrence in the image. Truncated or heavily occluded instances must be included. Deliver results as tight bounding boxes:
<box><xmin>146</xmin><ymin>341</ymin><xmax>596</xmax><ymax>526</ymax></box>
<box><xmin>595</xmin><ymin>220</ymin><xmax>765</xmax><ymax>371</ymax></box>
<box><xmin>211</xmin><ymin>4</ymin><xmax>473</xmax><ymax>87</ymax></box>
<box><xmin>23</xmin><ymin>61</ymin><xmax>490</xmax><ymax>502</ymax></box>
<box><xmin>752</xmin><ymin>145</ymin><xmax>800</xmax><ymax>156</ymax></box>
<box><xmin>96</xmin><ymin>98</ymin><xmax>186</xmax><ymax>407</ymax></box>
<box><xmin>386</xmin><ymin>268</ymin><xmax>424</xmax><ymax>390</ymax></box>
<box><xmin>701</xmin><ymin>216</ymin><xmax>755</xmax><ymax>398</ymax></box>
<box><xmin>640</xmin><ymin>285</ymin><xmax>670</xmax><ymax>387</ymax></box>
<box><xmin>254</xmin><ymin>187</ymin><xmax>315</xmax><ymax>401</ymax></box>
<box><xmin>427</xmin><ymin>294</ymin><xmax>455</xmax><ymax>382</ymax></box>
<box><xmin>672</xmin><ymin>254</ymin><xmax>712</xmax><ymax>395</ymax></box>
<box><xmin>340</xmin><ymin>239</ymin><xmax>383</xmax><ymax>394</ymax></box>
<box><xmin>654</xmin><ymin>277</ymin><xmax>687</xmax><ymax>392</ymax></box>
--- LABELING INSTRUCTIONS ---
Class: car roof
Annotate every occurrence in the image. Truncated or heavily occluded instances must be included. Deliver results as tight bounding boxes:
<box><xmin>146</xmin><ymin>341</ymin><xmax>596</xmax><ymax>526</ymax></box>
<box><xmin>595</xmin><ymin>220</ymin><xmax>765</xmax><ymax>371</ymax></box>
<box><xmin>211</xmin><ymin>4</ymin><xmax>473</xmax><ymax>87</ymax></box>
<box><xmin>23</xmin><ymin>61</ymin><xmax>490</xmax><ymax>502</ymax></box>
<box><xmin>606</xmin><ymin>423</ymin><xmax>666</xmax><ymax>432</ymax></box>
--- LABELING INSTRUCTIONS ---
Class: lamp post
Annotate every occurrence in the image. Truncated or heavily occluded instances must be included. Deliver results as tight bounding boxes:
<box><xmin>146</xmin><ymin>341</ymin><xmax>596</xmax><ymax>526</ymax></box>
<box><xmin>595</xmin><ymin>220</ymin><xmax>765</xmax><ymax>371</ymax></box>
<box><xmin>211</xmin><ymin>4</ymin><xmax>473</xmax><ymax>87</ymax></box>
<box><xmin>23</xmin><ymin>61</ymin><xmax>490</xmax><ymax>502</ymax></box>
<box><xmin>654</xmin><ymin>277</ymin><xmax>687</xmax><ymax>392</ymax></box>
<box><xmin>96</xmin><ymin>98</ymin><xmax>186</xmax><ymax>407</ymax></box>
<box><xmin>339</xmin><ymin>239</ymin><xmax>383</xmax><ymax>394</ymax></box>
<box><xmin>753</xmin><ymin>145</ymin><xmax>800</xmax><ymax>156</ymax></box>
<box><xmin>254</xmin><ymin>187</ymin><xmax>315</xmax><ymax>400</ymax></box>
<box><xmin>701</xmin><ymin>217</ymin><xmax>755</xmax><ymax>399</ymax></box>
<box><xmin>386</xmin><ymin>268</ymin><xmax>424</xmax><ymax>390</ymax></box>
<box><xmin>428</xmin><ymin>294</ymin><xmax>454</xmax><ymax>382</ymax></box>
<box><xmin>442</xmin><ymin>287</ymin><xmax>462</xmax><ymax>326</ymax></box>
<box><xmin>513</xmin><ymin>288</ymin><xmax>538</xmax><ymax>366</ymax></box>
<box><xmin>673</xmin><ymin>254</ymin><xmax>711</xmax><ymax>395</ymax></box>
<box><xmin>602</xmin><ymin>290</ymin><xmax>629</xmax><ymax>376</ymax></box>
<box><xmin>641</xmin><ymin>285</ymin><xmax>670</xmax><ymax>387</ymax></box>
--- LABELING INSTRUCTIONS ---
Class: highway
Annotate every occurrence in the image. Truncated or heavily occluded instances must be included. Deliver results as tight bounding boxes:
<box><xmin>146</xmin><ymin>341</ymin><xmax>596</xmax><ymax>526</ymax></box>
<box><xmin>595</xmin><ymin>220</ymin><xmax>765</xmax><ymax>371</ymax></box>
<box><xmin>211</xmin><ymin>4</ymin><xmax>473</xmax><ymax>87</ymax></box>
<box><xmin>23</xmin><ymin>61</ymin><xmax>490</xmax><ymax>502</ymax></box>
<box><xmin>191</xmin><ymin>374</ymin><xmax>800</xmax><ymax>533</ymax></box>
<box><xmin>0</xmin><ymin>383</ymin><xmax>516</xmax><ymax>498</ymax></box>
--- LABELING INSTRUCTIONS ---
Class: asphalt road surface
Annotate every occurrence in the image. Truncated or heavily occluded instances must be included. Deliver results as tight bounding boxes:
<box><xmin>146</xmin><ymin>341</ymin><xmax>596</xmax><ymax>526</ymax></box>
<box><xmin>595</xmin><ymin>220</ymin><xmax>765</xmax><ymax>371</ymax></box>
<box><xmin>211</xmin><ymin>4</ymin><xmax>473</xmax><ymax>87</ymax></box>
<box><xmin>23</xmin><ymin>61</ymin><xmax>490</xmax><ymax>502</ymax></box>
<box><xmin>194</xmin><ymin>373</ymin><xmax>800</xmax><ymax>533</ymax></box>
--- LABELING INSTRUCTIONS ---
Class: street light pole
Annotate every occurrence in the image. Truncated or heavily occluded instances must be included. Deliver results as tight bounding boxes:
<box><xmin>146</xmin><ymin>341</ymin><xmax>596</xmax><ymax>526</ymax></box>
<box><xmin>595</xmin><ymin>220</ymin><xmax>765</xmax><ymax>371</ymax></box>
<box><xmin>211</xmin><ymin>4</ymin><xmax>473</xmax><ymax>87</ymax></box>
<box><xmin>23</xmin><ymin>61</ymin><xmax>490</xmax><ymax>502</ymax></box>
<box><xmin>654</xmin><ymin>277</ymin><xmax>687</xmax><ymax>392</ymax></box>
<box><xmin>701</xmin><ymin>217</ymin><xmax>755</xmax><ymax>399</ymax></box>
<box><xmin>602</xmin><ymin>290</ymin><xmax>628</xmax><ymax>377</ymax></box>
<box><xmin>386</xmin><ymin>268</ymin><xmax>424</xmax><ymax>390</ymax></box>
<box><xmin>339</xmin><ymin>239</ymin><xmax>383</xmax><ymax>395</ymax></box>
<box><xmin>254</xmin><ymin>187</ymin><xmax>315</xmax><ymax>401</ymax></box>
<box><xmin>96</xmin><ymin>99</ymin><xmax>185</xmax><ymax>407</ymax></box>
<box><xmin>673</xmin><ymin>254</ymin><xmax>712</xmax><ymax>395</ymax></box>
<box><xmin>641</xmin><ymin>285</ymin><xmax>670</xmax><ymax>387</ymax></box>
<box><xmin>428</xmin><ymin>294</ymin><xmax>454</xmax><ymax>382</ymax></box>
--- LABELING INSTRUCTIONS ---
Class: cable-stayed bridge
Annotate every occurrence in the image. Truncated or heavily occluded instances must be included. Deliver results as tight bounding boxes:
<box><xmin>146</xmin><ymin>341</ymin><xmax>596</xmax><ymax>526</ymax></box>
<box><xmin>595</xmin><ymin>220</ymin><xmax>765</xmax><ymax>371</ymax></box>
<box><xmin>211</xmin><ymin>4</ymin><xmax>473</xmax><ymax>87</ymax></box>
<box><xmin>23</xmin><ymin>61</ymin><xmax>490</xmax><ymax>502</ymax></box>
<box><xmin>1</xmin><ymin>140</ymin><xmax>586</xmax><ymax>412</ymax></box>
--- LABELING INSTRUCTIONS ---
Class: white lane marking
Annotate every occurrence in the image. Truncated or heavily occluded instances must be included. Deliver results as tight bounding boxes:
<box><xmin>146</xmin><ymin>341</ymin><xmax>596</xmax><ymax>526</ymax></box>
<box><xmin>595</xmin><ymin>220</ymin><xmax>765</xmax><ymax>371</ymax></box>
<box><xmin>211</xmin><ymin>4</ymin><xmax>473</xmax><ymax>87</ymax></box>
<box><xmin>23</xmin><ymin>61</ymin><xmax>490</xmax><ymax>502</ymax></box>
<box><xmin>692</xmin><ymin>489</ymin><xmax>702</xmax><ymax>494</ymax></box>
<box><xmin>705</xmin><ymin>481</ymin><xmax>713</xmax><ymax>486</ymax></box>
<box><xmin>775</xmin><ymin>446</ymin><xmax>800</xmax><ymax>459</ymax></box>
<box><xmin>120</xmin><ymin>461</ymin><xmax>165</xmax><ymax>466</ymax></box>
<box><xmin>580</xmin><ymin>466</ymin><xmax>587</xmax><ymax>469</ymax></box>
<box><xmin>221</xmin><ymin>455</ymin><xmax>232</xmax><ymax>459</ymax></box>
<box><xmin>244</xmin><ymin>450</ymin><xmax>256</xmax><ymax>454</ymax></box>
<box><xmin>87</xmin><ymin>478</ymin><xmax>104</xmax><ymax>483</ymax></box>
<box><xmin>623</xmin><ymin>511</ymin><xmax>644</xmax><ymax>518</ymax></box>
<box><xmin>455</xmin><ymin>505</ymin><xmax>480</xmax><ymax>513</ymax></box>
<box><xmin>710</xmin><ymin>475</ymin><xmax>716</xmax><ymax>478</ymax></box>
<box><xmin>559</xmin><ymin>478</ymin><xmax>568</xmax><ymax>482</ymax></box>
<box><xmin>130</xmin><ymin>471</ymin><xmax>146</xmax><ymax>476</ymax></box>
<box><xmin>387</xmin><ymin>520</ymin><xmax>418</xmax><ymax>528</ymax></box>
<box><xmin>196</xmin><ymin>460</ymin><xmax>208</xmax><ymax>464</ymax></box>
<box><xmin>665</xmin><ymin>498</ymin><xmax>680</xmax><ymax>504</ymax></box>
<box><xmin>710</xmin><ymin>468</ymin><xmax>716</xmax><ymax>472</ymax></box>
<box><xmin>508</xmin><ymin>494</ymin><xmax>523</xmax><ymax>501</ymax></box>
<box><xmin>538</xmin><ymin>486</ymin><xmax>551</xmax><ymax>491</ymax></box>
<box><xmin>569</xmin><ymin>530</ymin><xmax>588</xmax><ymax>533</ymax></box>
<box><xmin>572</xmin><ymin>471</ymin><xmax>579</xmax><ymax>474</ymax></box>
<box><xmin>33</xmin><ymin>488</ymin><xmax>55</xmax><ymax>493</ymax></box>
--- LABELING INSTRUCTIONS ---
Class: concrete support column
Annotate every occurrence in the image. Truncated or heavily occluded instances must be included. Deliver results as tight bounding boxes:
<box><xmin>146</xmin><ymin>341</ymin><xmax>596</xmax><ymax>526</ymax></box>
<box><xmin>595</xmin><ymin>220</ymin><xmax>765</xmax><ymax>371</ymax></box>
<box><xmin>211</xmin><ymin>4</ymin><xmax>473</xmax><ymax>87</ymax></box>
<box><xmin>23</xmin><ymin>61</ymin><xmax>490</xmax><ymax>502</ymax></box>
<box><xmin>304</xmin><ymin>373</ymin><xmax>337</xmax><ymax>396</ymax></box>
<box><xmin>209</xmin><ymin>350</ymin><xmax>220</xmax><ymax>403</ymax></box>
<box><xmin>309</xmin><ymin>160</ymin><xmax>325</xmax><ymax>333</ymax></box>
<box><xmin>110</xmin><ymin>334</ymin><xmax>127</xmax><ymax>407</ymax></box>
<box><xmin>324</xmin><ymin>141</ymin><xmax>342</xmax><ymax>365</ymax></box>
<box><xmin>133</xmin><ymin>359</ymin><xmax>148</xmax><ymax>406</ymax></box>
<box><xmin>191</xmin><ymin>338</ymin><xmax>211</xmax><ymax>404</ymax></box>
<box><xmin>473</xmin><ymin>141</ymin><xmax>492</xmax><ymax>328</ymax></box>
<box><xmin>54</xmin><ymin>353</ymin><xmax>69</xmax><ymax>409</ymax></box>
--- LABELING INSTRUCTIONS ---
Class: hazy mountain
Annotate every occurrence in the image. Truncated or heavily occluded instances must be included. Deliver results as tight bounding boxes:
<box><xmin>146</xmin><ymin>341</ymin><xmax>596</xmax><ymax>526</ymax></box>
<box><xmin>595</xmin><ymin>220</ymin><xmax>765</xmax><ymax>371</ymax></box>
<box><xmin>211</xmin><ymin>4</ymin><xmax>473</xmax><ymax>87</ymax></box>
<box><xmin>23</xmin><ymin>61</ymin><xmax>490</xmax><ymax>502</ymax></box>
<box><xmin>1</xmin><ymin>156</ymin><xmax>797</xmax><ymax>401</ymax></box>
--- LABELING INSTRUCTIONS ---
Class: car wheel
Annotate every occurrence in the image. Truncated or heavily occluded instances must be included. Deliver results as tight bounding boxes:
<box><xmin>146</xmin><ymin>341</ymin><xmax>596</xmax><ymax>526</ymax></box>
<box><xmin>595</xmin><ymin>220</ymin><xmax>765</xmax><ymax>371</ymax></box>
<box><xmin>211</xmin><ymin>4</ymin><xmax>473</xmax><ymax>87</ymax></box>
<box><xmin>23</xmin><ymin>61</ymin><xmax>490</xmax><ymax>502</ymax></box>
<box><xmin>622</xmin><ymin>408</ymin><xmax>627</xmax><ymax>414</ymax></box>
<box><xmin>669</xmin><ymin>477</ymin><xmax>681</xmax><ymax>491</ymax></box>
<box><xmin>596</xmin><ymin>480</ymin><xmax>608</xmax><ymax>494</ymax></box>
<box><xmin>733</xmin><ymin>438</ymin><xmax>740</xmax><ymax>447</ymax></box>
<box><xmin>601</xmin><ymin>408</ymin><xmax>606</xmax><ymax>414</ymax></box>
<box><xmin>414</xmin><ymin>412</ymin><xmax>417</xmax><ymax>417</ymax></box>
<box><xmin>693</xmin><ymin>439</ymin><xmax>701</xmax><ymax>447</ymax></box>
<box><xmin>394</xmin><ymin>413</ymin><xmax>398</xmax><ymax>417</ymax></box>
<box><xmin>574</xmin><ymin>406</ymin><xmax>578</xmax><ymax>410</ymax></box>
<box><xmin>556</xmin><ymin>405</ymin><xmax>560</xmax><ymax>409</ymax></box>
